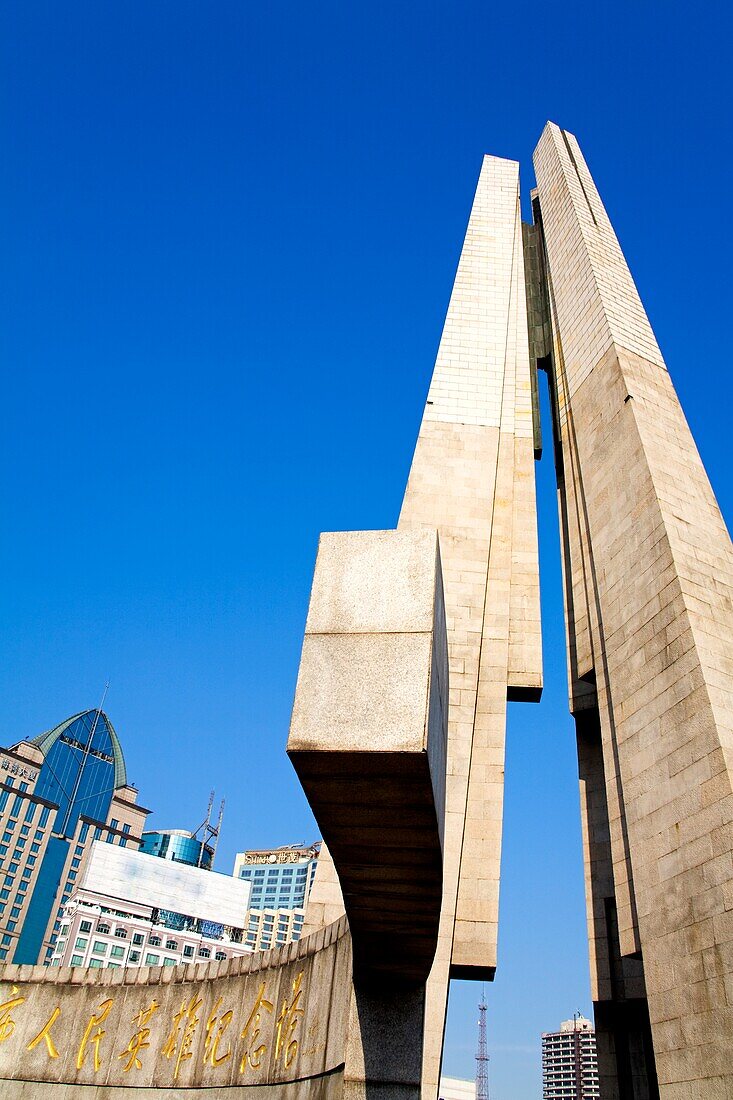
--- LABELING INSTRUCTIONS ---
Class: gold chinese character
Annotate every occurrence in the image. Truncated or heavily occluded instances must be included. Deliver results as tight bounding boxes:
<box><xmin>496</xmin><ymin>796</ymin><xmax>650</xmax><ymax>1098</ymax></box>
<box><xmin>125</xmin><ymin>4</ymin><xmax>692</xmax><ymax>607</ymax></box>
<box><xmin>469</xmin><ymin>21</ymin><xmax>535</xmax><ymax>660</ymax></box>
<box><xmin>275</xmin><ymin>971</ymin><xmax>304</xmax><ymax>1069</ymax></box>
<box><xmin>0</xmin><ymin>986</ymin><xmax>26</xmax><ymax>1043</ymax></box>
<box><xmin>77</xmin><ymin>998</ymin><xmax>114</xmax><ymax>1072</ymax></box>
<box><xmin>239</xmin><ymin>982</ymin><xmax>273</xmax><ymax>1072</ymax></box>
<box><xmin>203</xmin><ymin>996</ymin><xmax>234</xmax><ymax>1067</ymax></box>
<box><xmin>161</xmin><ymin>994</ymin><xmax>202</xmax><ymax>1081</ymax></box>
<box><xmin>118</xmin><ymin>999</ymin><xmax>160</xmax><ymax>1072</ymax></box>
<box><xmin>27</xmin><ymin>1006</ymin><xmax>61</xmax><ymax>1059</ymax></box>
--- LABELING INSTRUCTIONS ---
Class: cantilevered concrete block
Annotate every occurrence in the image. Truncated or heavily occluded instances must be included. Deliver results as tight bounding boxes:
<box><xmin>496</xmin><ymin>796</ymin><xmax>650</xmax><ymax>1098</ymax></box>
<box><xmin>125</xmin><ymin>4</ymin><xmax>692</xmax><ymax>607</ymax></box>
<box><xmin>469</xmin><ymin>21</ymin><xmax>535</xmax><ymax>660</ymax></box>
<box><xmin>288</xmin><ymin>529</ymin><xmax>448</xmax><ymax>984</ymax></box>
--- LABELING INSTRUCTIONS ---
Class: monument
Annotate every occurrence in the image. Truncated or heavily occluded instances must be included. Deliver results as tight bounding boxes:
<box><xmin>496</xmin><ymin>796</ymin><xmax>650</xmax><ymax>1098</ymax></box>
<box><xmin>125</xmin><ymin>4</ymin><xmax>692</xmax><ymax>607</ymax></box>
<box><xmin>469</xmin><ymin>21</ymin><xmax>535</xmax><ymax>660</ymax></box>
<box><xmin>0</xmin><ymin>124</ymin><xmax>731</xmax><ymax>1099</ymax></box>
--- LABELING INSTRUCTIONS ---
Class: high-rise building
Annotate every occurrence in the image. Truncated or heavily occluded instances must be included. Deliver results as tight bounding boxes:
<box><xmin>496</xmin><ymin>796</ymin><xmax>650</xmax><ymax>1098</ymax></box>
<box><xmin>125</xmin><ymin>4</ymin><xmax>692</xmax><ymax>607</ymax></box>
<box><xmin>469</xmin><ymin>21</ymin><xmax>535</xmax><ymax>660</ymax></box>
<box><xmin>233</xmin><ymin>841</ymin><xmax>319</xmax><ymax>951</ymax></box>
<box><xmin>52</xmin><ymin>840</ymin><xmax>251</xmax><ymax>969</ymax></box>
<box><xmin>233</xmin><ymin>841</ymin><xmax>319</xmax><ymax>910</ymax></box>
<box><xmin>542</xmin><ymin>1017</ymin><xmax>599</xmax><ymax>1100</ymax></box>
<box><xmin>0</xmin><ymin>709</ymin><xmax>149</xmax><ymax>965</ymax></box>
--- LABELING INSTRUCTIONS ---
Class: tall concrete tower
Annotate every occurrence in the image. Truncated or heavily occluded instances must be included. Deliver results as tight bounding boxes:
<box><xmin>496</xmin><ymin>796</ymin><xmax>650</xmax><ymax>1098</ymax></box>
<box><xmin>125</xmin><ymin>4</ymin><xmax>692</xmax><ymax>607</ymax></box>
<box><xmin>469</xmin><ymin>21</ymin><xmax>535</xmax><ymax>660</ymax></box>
<box><xmin>530</xmin><ymin>123</ymin><xmax>733</xmax><ymax>1099</ymax></box>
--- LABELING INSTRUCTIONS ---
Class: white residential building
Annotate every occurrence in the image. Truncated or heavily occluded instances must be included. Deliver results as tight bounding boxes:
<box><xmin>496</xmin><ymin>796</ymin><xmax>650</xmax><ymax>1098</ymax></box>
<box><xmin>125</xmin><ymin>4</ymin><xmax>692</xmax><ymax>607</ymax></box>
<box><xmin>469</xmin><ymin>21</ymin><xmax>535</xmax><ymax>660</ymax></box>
<box><xmin>542</xmin><ymin>1016</ymin><xmax>600</xmax><ymax>1099</ymax></box>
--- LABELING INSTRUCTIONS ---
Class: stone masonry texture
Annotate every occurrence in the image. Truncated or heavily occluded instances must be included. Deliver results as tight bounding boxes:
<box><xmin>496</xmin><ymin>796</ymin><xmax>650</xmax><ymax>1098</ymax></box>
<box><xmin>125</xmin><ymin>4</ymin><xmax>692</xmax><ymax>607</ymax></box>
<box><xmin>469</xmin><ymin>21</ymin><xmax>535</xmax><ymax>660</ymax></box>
<box><xmin>535</xmin><ymin>121</ymin><xmax>733</xmax><ymax>1099</ymax></box>
<box><xmin>398</xmin><ymin>154</ymin><xmax>542</xmax><ymax>1099</ymax></box>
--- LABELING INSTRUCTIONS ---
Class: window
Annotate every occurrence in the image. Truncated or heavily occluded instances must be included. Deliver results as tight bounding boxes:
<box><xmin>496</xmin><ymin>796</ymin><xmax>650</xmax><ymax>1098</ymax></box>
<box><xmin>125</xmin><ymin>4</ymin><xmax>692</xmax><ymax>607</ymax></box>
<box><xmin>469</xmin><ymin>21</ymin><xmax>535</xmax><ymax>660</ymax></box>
<box><xmin>149</xmin><ymin>936</ymin><xmax>161</xmax><ymax>946</ymax></box>
<box><xmin>39</xmin><ymin>806</ymin><xmax>51</xmax><ymax>828</ymax></box>
<box><xmin>80</xmin><ymin>920</ymin><xmax>92</xmax><ymax>933</ymax></box>
<box><xmin>198</xmin><ymin>947</ymin><xmax>210</xmax><ymax>958</ymax></box>
<box><xmin>75</xmin><ymin>937</ymin><xmax>88</xmax><ymax>950</ymax></box>
<box><xmin>144</xmin><ymin>953</ymin><xmax>160</xmax><ymax>966</ymax></box>
<box><xmin>110</xmin><ymin>819</ymin><xmax>119</xmax><ymax>830</ymax></box>
<box><xmin>89</xmin><ymin>958</ymin><xmax>103</xmax><ymax>968</ymax></box>
<box><xmin>132</xmin><ymin>933</ymin><xmax>144</xmax><ymax>946</ymax></box>
<box><xmin>122</xmin><ymin>823</ymin><xmax>130</xmax><ymax>835</ymax></box>
<box><xmin>108</xmin><ymin>962</ymin><xmax>120</xmax><ymax>969</ymax></box>
<box><xmin>92</xmin><ymin>941</ymin><xmax>107</xmax><ymax>955</ymax></box>
<box><xmin>110</xmin><ymin>945</ymin><xmax>125</xmax><ymax>958</ymax></box>
<box><xmin>163</xmin><ymin>957</ymin><xmax>176</xmax><ymax>966</ymax></box>
<box><xmin>24</xmin><ymin>802</ymin><xmax>35</xmax><ymax>823</ymax></box>
<box><xmin>26</xmin><ymin>856</ymin><xmax>36</xmax><ymax>868</ymax></box>
<box><xmin>129</xmin><ymin>950</ymin><xmax>140</xmax><ymax>963</ymax></box>
<box><xmin>183</xmin><ymin>945</ymin><xmax>194</xmax><ymax>958</ymax></box>
<box><xmin>165</xmin><ymin>939</ymin><xmax>177</xmax><ymax>951</ymax></box>
<box><xmin>215</xmin><ymin>951</ymin><xmax>226</xmax><ymax>961</ymax></box>
<box><xmin>8</xmin><ymin>863</ymin><xmax>18</xmax><ymax>875</ymax></box>
<box><xmin>105</xmin><ymin>832</ymin><xmax>114</xmax><ymax>844</ymax></box>
<box><xmin>30</xmin><ymin>843</ymin><xmax>40</xmax><ymax>854</ymax></box>
<box><xmin>0</xmin><ymin>791</ymin><xmax>8</xmax><ymax>813</ymax></box>
<box><xmin>79</xmin><ymin>822</ymin><xmax>90</xmax><ymax>843</ymax></box>
<box><xmin>97</xmin><ymin>923</ymin><xmax>110</xmax><ymax>934</ymax></box>
<box><xmin>93</xmin><ymin>827</ymin><xmax>102</xmax><ymax>841</ymax></box>
<box><xmin>6</xmin><ymin>921</ymin><xmax>17</xmax><ymax>932</ymax></box>
<box><xmin>71</xmin><ymin>857</ymin><xmax>80</xmax><ymax>869</ymax></box>
<box><xmin>1</xmin><ymin>934</ymin><xmax>11</xmax><ymax>946</ymax></box>
<box><xmin>19</xmin><ymin>782</ymin><xmax>28</xmax><ymax>793</ymax></box>
<box><xmin>10</xmin><ymin>795</ymin><xmax>23</xmax><ymax>816</ymax></box>
<box><xmin>10</xmin><ymin>907</ymin><xmax>20</xmax><ymax>919</ymax></box>
<box><xmin>70</xmin><ymin>954</ymin><xmax>83</xmax><ymax>966</ymax></box>
<box><xmin>114</xmin><ymin>928</ymin><xmax>127</xmax><ymax>939</ymax></box>
<box><xmin>0</xmin><ymin>890</ymin><xmax>8</xmax><ymax>901</ymax></box>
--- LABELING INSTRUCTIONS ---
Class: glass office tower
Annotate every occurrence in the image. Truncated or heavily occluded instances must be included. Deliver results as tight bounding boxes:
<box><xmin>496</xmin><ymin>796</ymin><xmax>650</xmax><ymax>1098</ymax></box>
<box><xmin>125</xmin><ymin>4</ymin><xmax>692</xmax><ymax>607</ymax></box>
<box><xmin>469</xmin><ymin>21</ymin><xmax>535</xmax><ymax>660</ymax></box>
<box><xmin>0</xmin><ymin>709</ymin><xmax>149</xmax><ymax>964</ymax></box>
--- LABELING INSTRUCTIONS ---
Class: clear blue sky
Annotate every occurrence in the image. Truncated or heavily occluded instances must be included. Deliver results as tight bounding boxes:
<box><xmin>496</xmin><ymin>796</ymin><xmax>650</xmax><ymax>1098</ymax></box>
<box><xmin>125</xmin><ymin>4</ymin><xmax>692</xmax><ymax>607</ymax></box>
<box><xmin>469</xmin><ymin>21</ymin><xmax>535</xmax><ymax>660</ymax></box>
<box><xmin>1</xmin><ymin>3</ymin><xmax>731</xmax><ymax>1096</ymax></box>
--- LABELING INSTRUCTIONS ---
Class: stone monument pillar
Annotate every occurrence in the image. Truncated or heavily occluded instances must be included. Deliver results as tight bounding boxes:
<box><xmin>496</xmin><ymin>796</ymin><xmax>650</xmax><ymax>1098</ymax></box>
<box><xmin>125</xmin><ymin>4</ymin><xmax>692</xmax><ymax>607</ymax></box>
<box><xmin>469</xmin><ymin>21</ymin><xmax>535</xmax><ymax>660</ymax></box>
<box><xmin>532</xmin><ymin>122</ymin><xmax>733</xmax><ymax>1099</ymax></box>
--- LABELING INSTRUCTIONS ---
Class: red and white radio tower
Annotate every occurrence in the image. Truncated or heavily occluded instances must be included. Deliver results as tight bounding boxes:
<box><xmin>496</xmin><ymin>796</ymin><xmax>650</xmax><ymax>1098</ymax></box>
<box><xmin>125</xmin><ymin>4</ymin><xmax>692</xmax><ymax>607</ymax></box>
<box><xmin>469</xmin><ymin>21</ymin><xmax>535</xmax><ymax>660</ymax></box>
<box><xmin>476</xmin><ymin>988</ymin><xmax>490</xmax><ymax>1100</ymax></box>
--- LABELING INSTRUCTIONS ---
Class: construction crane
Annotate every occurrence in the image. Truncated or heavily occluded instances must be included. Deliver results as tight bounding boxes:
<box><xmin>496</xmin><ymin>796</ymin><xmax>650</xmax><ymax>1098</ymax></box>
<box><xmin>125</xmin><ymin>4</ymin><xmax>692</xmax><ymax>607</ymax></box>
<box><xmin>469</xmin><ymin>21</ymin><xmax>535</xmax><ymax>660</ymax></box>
<box><xmin>476</xmin><ymin>987</ymin><xmax>490</xmax><ymax>1100</ymax></box>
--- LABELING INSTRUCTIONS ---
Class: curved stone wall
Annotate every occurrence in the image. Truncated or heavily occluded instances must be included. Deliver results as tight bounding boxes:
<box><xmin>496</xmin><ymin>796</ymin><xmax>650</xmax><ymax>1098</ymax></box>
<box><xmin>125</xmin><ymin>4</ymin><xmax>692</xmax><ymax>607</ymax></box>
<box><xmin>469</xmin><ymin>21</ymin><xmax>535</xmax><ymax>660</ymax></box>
<box><xmin>0</xmin><ymin>917</ymin><xmax>350</xmax><ymax>1097</ymax></box>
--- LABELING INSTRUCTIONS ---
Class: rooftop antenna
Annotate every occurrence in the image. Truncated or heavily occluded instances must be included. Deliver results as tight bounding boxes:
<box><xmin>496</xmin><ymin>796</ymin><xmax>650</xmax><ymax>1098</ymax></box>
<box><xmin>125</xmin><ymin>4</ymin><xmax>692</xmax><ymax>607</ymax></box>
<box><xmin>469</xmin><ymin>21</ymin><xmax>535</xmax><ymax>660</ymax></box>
<box><xmin>194</xmin><ymin>790</ymin><xmax>224</xmax><ymax>869</ymax></box>
<box><xmin>476</xmin><ymin>984</ymin><xmax>490</xmax><ymax>1100</ymax></box>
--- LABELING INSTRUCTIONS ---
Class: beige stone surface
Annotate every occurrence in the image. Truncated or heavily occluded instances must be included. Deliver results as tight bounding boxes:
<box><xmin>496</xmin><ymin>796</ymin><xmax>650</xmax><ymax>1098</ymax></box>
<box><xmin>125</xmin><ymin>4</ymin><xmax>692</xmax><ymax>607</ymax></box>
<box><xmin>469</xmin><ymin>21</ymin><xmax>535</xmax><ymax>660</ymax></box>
<box><xmin>398</xmin><ymin>154</ymin><xmax>542</xmax><ymax>1097</ymax></box>
<box><xmin>535</xmin><ymin>121</ymin><xmax>733</xmax><ymax>1098</ymax></box>
<box><xmin>288</xmin><ymin>528</ymin><xmax>448</xmax><ymax>985</ymax></box>
<box><xmin>0</xmin><ymin>919</ymin><xmax>351</xmax><ymax>1093</ymax></box>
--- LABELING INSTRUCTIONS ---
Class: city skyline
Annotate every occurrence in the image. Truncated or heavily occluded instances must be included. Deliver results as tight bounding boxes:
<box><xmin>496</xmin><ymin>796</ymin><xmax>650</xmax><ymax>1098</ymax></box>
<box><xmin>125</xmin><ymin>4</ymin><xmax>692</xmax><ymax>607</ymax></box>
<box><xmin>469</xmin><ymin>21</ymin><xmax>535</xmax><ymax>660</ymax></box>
<box><xmin>2</xmin><ymin>3</ymin><xmax>730</xmax><ymax>1097</ymax></box>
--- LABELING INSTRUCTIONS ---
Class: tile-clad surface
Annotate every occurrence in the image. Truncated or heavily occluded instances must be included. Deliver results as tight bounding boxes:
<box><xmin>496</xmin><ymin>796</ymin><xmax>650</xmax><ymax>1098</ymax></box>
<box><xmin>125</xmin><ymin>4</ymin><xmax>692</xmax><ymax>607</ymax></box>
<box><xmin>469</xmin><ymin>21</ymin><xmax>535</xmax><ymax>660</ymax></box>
<box><xmin>534</xmin><ymin>124</ymin><xmax>662</xmax><ymax>405</ymax></box>
<box><xmin>398</xmin><ymin>155</ymin><xmax>541</xmax><ymax>1098</ymax></box>
<box><xmin>535</xmin><ymin>121</ymin><xmax>733</xmax><ymax>1098</ymax></box>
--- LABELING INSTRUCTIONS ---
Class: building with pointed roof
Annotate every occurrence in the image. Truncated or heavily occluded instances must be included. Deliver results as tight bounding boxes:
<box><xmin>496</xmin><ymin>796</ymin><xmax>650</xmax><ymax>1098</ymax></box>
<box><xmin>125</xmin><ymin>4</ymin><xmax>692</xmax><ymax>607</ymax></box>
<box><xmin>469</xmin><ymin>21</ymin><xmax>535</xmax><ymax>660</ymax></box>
<box><xmin>0</xmin><ymin>709</ymin><xmax>149</xmax><ymax>964</ymax></box>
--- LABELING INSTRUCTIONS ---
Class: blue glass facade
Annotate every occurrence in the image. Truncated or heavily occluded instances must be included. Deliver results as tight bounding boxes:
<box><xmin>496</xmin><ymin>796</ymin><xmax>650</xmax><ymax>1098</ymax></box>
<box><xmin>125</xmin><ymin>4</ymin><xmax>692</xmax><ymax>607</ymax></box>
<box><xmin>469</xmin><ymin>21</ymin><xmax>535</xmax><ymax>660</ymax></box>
<box><xmin>1</xmin><ymin>709</ymin><xmax>135</xmax><ymax>966</ymax></box>
<box><xmin>140</xmin><ymin>831</ymin><xmax>213</xmax><ymax>870</ymax></box>
<box><xmin>34</xmin><ymin>712</ymin><xmax>122</xmax><ymax>838</ymax></box>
